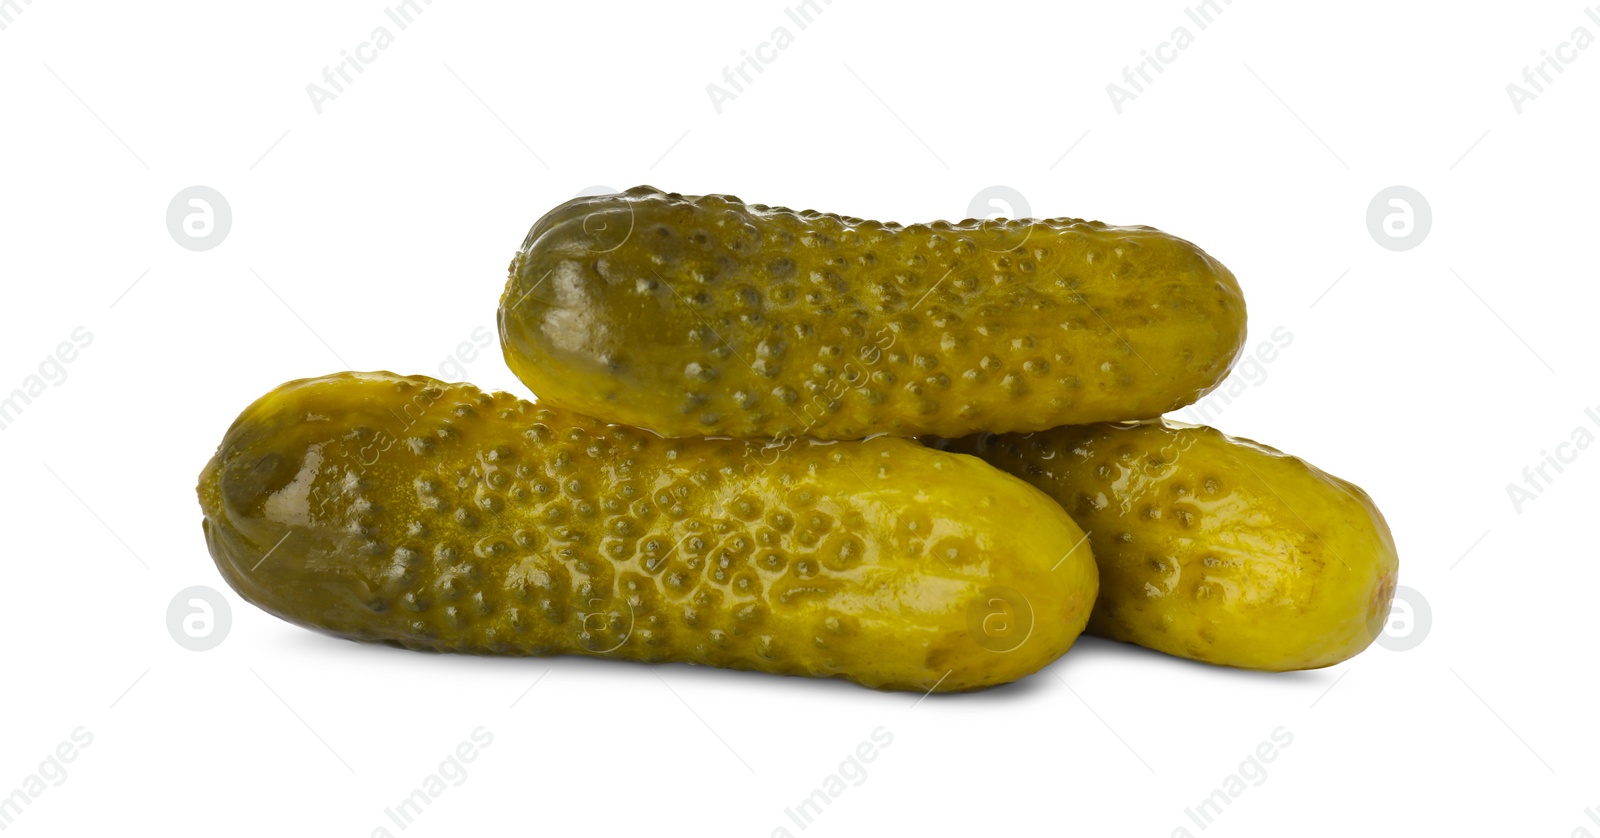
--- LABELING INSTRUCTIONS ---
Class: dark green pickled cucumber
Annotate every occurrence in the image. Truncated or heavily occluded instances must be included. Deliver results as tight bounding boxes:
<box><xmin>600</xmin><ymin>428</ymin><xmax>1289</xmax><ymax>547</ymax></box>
<box><xmin>197</xmin><ymin>372</ymin><xmax>1098</xmax><ymax>692</ymax></box>
<box><xmin>499</xmin><ymin>186</ymin><xmax>1247</xmax><ymax>439</ymax></box>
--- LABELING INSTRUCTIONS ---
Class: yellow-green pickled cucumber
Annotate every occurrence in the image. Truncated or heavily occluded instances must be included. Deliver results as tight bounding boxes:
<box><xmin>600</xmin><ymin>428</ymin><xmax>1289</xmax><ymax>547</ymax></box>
<box><xmin>197</xmin><ymin>371</ymin><xmax>1098</xmax><ymax>692</ymax></box>
<box><xmin>942</xmin><ymin>420</ymin><xmax>1398</xmax><ymax>671</ymax></box>
<box><xmin>499</xmin><ymin>186</ymin><xmax>1247</xmax><ymax>440</ymax></box>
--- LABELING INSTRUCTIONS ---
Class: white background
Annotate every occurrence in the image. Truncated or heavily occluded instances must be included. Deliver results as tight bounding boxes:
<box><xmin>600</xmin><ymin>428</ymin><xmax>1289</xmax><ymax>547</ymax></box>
<box><xmin>2</xmin><ymin>1</ymin><xmax>1596</xmax><ymax>835</ymax></box>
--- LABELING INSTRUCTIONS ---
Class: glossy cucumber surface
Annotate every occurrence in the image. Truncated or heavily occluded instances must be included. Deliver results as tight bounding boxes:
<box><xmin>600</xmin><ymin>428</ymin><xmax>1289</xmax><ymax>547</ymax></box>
<box><xmin>943</xmin><ymin>419</ymin><xmax>1398</xmax><ymax>671</ymax></box>
<box><xmin>500</xmin><ymin>186</ymin><xmax>1247</xmax><ymax>440</ymax></box>
<box><xmin>198</xmin><ymin>371</ymin><xmax>1098</xmax><ymax>691</ymax></box>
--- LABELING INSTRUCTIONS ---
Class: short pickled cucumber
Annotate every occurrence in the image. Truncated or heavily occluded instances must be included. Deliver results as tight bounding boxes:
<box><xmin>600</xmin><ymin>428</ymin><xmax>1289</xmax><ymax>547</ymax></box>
<box><xmin>197</xmin><ymin>372</ymin><xmax>1098</xmax><ymax>692</ymax></box>
<box><xmin>942</xmin><ymin>420</ymin><xmax>1398</xmax><ymax>671</ymax></box>
<box><xmin>499</xmin><ymin>186</ymin><xmax>1247</xmax><ymax>440</ymax></box>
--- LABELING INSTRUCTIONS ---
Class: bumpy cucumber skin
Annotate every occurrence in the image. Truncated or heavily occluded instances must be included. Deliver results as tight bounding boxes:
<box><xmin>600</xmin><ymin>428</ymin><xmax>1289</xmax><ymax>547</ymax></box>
<box><xmin>942</xmin><ymin>420</ymin><xmax>1398</xmax><ymax>671</ymax></box>
<box><xmin>198</xmin><ymin>372</ymin><xmax>1097</xmax><ymax>692</ymax></box>
<box><xmin>499</xmin><ymin>186</ymin><xmax>1247</xmax><ymax>440</ymax></box>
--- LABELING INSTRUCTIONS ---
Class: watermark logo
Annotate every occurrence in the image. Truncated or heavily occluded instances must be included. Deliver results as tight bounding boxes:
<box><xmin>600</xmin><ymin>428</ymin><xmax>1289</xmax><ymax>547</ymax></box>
<box><xmin>965</xmin><ymin>586</ymin><xmax>1034</xmax><ymax>653</ymax></box>
<box><xmin>166</xmin><ymin>186</ymin><xmax>231</xmax><ymax>251</ymax></box>
<box><xmin>435</xmin><ymin>325</ymin><xmax>495</xmax><ymax>383</ymax></box>
<box><xmin>576</xmin><ymin>596</ymin><xmax>636</xmax><ymax>653</ymax></box>
<box><xmin>301</xmin><ymin>379</ymin><xmax>454</xmax><ymax>520</ymax></box>
<box><xmin>0</xmin><ymin>0</ymin><xmax>36</xmax><ymax>32</ymax></box>
<box><xmin>1107</xmin><ymin>0</ymin><xmax>1234</xmax><ymax>114</ymax></box>
<box><xmin>1366</xmin><ymin>186</ymin><xmax>1430</xmax><ymax>251</ymax></box>
<box><xmin>0</xmin><ymin>727</ymin><xmax>93</xmax><ymax>831</ymax></box>
<box><xmin>562</xmin><ymin>199</ymin><xmax>636</xmax><ymax>256</ymax></box>
<box><xmin>371</xmin><ymin>726</ymin><xmax>493</xmax><ymax>837</ymax></box>
<box><xmin>0</xmin><ymin>326</ymin><xmax>93</xmax><ymax>433</ymax></box>
<box><xmin>1505</xmin><ymin>404</ymin><xmax>1599</xmax><ymax>513</ymax></box>
<box><xmin>1377</xmin><ymin>586</ymin><xmax>1430</xmax><ymax>652</ymax></box>
<box><xmin>967</xmin><ymin>186</ymin><xmax>1030</xmax><ymax>221</ymax></box>
<box><xmin>167</xmin><ymin>586</ymin><xmax>232</xmax><ymax>651</ymax></box>
<box><xmin>1180</xmin><ymin>325</ymin><xmax>1293</xmax><ymax>425</ymax></box>
<box><xmin>706</xmin><ymin>0</ymin><xmax>832</xmax><ymax>114</ymax></box>
<box><xmin>771</xmin><ymin>726</ymin><xmax>892</xmax><ymax>837</ymax></box>
<box><xmin>1569</xmin><ymin>799</ymin><xmax>1600</xmax><ymax>837</ymax></box>
<box><xmin>1172</xmin><ymin>726</ymin><xmax>1292</xmax><ymax>836</ymax></box>
<box><xmin>1506</xmin><ymin>7</ymin><xmax>1599</xmax><ymax>114</ymax></box>
<box><xmin>742</xmin><ymin>325</ymin><xmax>900</xmax><ymax>476</ymax></box>
<box><xmin>305</xmin><ymin>0</ymin><xmax>434</xmax><ymax>114</ymax></box>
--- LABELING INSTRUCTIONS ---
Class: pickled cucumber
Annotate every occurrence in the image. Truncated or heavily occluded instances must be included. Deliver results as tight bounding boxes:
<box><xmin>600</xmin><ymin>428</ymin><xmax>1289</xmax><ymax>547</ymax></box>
<box><xmin>197</xmin><ymin>372</ymin><xmax>1098</xmax><ymax>692</ymax></box>
<box><xmin>941</xmin><ymin>420</ymin><xmax>1398</xmax><ymax>671</ymax></box>
<box><xmin>499</xmin><ymin>186</ymin><xmax>1247</xmax><ymax>440</ymax></box>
